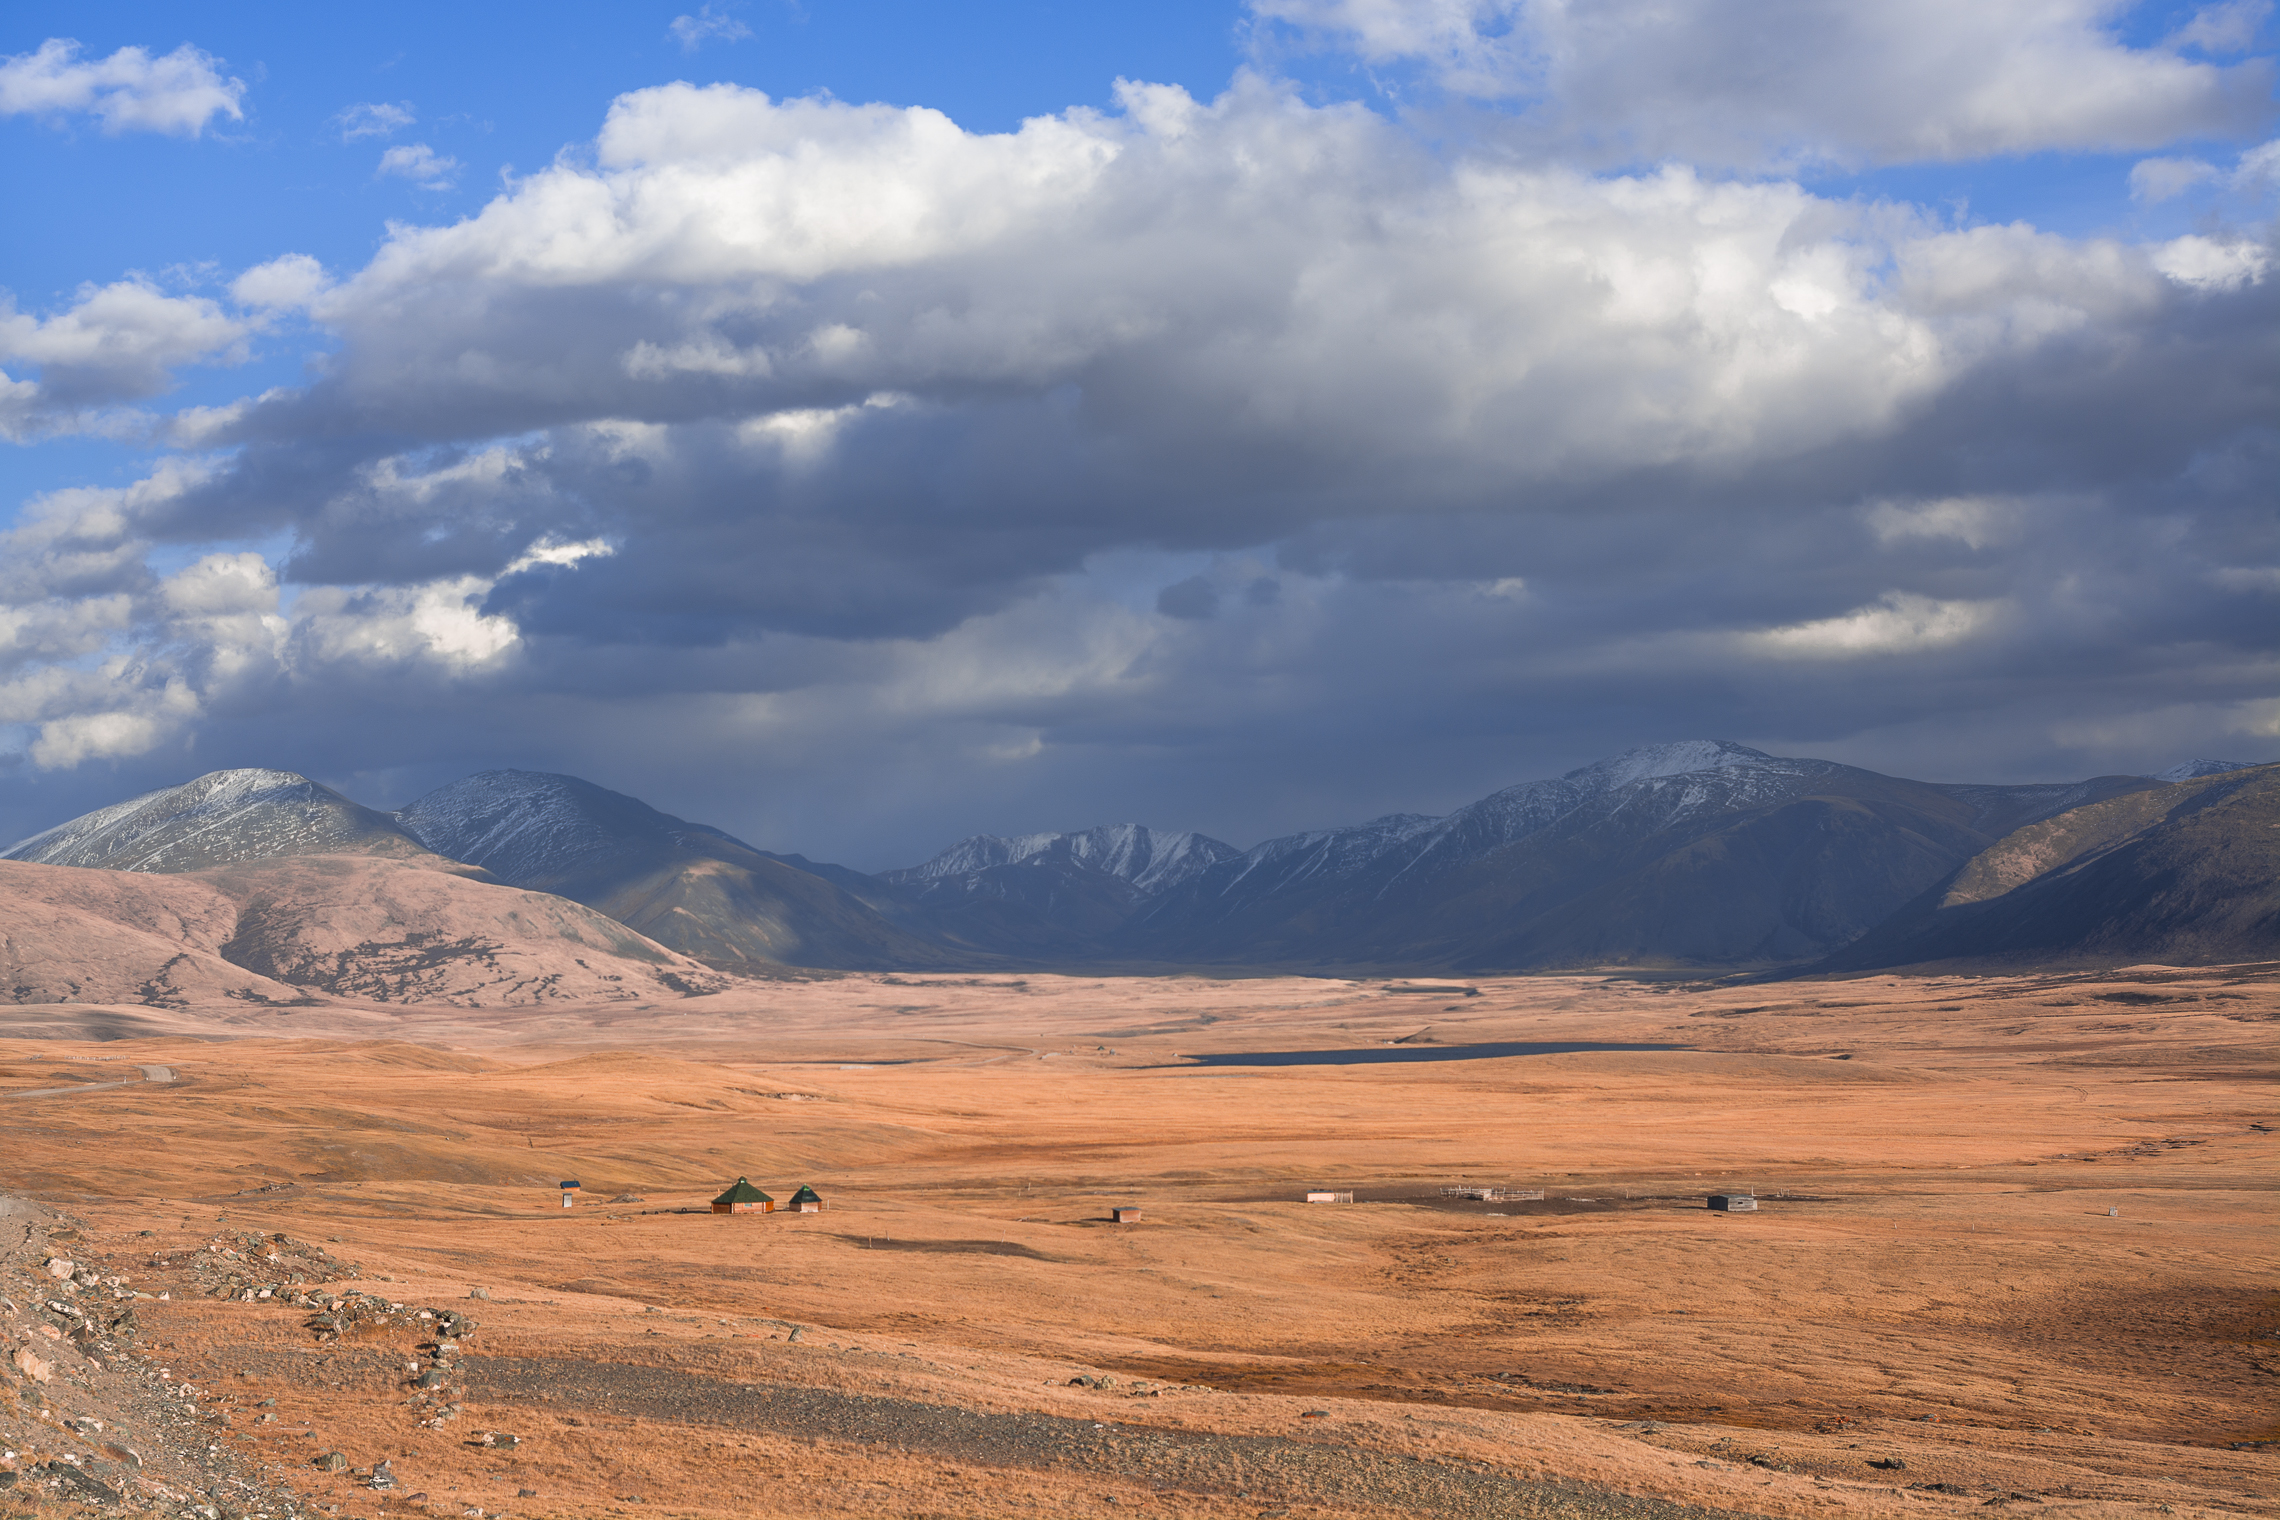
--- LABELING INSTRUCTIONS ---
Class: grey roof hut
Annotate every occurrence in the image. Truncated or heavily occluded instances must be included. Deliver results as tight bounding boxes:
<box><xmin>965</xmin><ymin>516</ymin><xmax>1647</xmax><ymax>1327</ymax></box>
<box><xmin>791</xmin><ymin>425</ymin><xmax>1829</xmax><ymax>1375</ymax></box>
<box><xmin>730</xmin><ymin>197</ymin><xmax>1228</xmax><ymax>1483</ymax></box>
<box><xmin>788</xmin><ymin>1185</ymin><xmax>823</xmax><ymax>1213</ymax></box>
<box><xmin>712</xmin><ymin>1178</ymin><xmax>774</xmax><ymax>1215</ymax></box>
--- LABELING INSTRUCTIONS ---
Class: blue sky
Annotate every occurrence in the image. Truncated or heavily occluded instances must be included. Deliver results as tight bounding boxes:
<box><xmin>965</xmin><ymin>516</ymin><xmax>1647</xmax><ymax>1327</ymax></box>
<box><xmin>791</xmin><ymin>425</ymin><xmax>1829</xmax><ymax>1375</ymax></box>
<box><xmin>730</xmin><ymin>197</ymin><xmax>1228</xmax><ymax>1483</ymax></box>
<box><xmin>1</xmin><ymin>1</ymin><xmax>2275</xmax><ymax>864</ymax></box>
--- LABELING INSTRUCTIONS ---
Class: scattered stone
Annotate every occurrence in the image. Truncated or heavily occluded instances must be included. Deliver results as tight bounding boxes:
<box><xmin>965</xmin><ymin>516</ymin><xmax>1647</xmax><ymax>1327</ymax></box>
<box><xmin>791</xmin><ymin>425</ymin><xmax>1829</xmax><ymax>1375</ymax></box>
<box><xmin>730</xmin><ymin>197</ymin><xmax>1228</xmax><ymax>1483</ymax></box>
<box><xmin>50</xmin><ymin>1464</ymin><xmax>122</xmax><ymax>1503</ymax></box>
<box><xmin>369</xmin><ymin>1460</ymin><xmax>397</xmax><ymax>1491</ymax></box>
<box><xmin>1869</xmin><ymin>1457</ymin><xmax>1907</xmax><ymax>1471</ymax></box>
<box><xmin>470</xmin><ymin>1287</ymin><xmax>491</xmax><ymax>1300</ymax></box>
<box><xmin>313</xmin><ymin>1451</ymin><xmax>349</xmax><ymax>1472</ymax></box>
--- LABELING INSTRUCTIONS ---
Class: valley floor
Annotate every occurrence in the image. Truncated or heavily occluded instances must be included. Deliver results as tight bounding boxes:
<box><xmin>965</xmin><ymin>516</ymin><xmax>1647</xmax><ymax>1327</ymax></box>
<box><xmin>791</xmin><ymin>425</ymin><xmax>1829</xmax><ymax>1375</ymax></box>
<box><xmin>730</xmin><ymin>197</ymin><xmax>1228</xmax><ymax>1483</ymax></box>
<box><xmin>0</xmin><ymin>965</ymin><xmax>2273</xmax><ymax>1519</ymax></box>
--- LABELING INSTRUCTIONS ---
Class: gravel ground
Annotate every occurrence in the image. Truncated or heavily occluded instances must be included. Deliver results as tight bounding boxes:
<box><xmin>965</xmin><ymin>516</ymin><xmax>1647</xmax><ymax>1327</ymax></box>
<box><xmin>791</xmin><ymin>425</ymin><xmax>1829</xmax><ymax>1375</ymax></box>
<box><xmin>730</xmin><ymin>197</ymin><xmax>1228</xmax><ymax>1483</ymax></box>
<box><xmin>0</xmin><ymin>1196</ymin><xmax>310</xmax><ymax>1518</ymax></box>
<box><xmin>468</xmin><ymin>1354</ymin><xmax>1769</xmax><ymax>1520</ymax></box>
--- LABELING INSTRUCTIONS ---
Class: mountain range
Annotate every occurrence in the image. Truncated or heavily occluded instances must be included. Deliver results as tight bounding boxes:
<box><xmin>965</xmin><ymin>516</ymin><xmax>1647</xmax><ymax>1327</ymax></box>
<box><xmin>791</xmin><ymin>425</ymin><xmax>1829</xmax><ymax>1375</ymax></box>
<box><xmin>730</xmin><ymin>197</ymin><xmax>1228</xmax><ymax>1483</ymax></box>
<box><xmin>4</xmin><ymin>743</ymin><xmax>2272</xmax><ymax>1002</ymax></box>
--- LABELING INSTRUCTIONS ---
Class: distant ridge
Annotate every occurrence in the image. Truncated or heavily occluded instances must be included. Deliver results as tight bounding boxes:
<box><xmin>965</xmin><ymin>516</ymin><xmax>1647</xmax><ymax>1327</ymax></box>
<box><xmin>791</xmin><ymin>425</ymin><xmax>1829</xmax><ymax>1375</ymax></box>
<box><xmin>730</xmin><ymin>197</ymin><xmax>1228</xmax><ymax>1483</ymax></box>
<box><xmin>878</xmin><ymin>824</ymin><xmax>1241</xmax><ymax>956</ymax></box>
<box><xmin>397</xmin><ymin>770</ymin><xmax>977</xmax><ymax>975</ymax></box>
<box><xmin>7</xmin><ymin>744</ymin><xmax>2266</xmax><ymax>981</ymax></box>
<box><xmin>1114</xmin><ymin>744</ymin><xmax>2160</xmax><ymax>971</ymax></box>
<box><xmin>888</xmin><ymin>823</ymin><xmax>1239</xmax><ymax>896</ymax></box>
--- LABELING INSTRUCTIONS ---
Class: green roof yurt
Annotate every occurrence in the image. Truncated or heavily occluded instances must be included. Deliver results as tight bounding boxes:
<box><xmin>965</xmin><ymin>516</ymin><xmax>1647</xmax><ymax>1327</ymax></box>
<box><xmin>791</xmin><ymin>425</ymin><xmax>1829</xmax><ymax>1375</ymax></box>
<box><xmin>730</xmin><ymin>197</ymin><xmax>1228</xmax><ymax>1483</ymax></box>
<box><xmin>712</xmin><ymin>1178</ymin><xmax>774</xmax><ymax>1214</ymax></box>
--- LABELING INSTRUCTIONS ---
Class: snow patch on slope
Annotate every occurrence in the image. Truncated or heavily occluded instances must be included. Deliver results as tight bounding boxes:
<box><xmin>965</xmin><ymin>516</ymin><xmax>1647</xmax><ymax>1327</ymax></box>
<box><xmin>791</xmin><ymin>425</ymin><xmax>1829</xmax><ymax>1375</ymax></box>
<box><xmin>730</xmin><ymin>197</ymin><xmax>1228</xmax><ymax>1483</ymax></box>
<box><xmin>2</xmin><ymin>768</ymin><xmax>421</xmax><ymax>873</ymax></box>
<box><xmin>2153</xmin><ymin>758</ymin><xmax>2255</xmax><ymax>782</ymax></box>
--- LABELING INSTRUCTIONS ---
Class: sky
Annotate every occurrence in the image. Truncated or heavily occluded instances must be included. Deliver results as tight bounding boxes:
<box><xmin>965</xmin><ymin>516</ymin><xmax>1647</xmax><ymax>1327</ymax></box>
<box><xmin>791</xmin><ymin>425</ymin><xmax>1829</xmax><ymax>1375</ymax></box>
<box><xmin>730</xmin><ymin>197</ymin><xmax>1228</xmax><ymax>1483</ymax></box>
<box><xmin>1</xmin><ymin>0</ymin><xmax>2275</xmax><ymax>870</ymax></box>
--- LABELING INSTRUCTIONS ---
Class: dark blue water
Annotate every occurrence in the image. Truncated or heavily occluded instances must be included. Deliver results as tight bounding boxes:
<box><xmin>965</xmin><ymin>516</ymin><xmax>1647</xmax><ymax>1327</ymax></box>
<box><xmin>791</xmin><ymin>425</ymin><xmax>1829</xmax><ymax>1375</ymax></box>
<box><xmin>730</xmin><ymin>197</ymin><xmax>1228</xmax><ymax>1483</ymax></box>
<box><xmin>1166</xmin><ymin>1041</ymin><xmax>1690</xmax><ymax>1068</ymax></box>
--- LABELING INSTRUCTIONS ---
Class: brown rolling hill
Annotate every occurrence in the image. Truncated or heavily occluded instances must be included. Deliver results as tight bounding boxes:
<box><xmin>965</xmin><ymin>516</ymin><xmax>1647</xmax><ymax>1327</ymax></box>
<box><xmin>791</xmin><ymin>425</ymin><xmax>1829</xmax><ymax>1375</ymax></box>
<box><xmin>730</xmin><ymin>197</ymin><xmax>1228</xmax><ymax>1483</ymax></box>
<box><xmin>0</xmin><ymin>859</ymin><xmax>312</xmax><ymax>1010</ymax></box>
<box><xmin>0</xmin><ymin>853</ymin><xmax>732</xmax><ymax>1010</ymax></box>
<box><xmin>1811</xmin><ymin>762</ymin><xmax>2280</xmax><ymax>971</ymax></box>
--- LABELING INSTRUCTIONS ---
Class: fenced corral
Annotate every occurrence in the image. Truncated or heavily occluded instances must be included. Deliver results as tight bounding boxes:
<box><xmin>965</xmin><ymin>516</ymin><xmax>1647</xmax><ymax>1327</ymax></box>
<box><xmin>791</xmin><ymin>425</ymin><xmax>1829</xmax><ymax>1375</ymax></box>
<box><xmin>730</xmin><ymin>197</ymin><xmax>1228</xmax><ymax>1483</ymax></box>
<box><xmin>1439</xmin><ymin>1186</ymin><xmax>1546</xmax><ymax>1202</ymax></box>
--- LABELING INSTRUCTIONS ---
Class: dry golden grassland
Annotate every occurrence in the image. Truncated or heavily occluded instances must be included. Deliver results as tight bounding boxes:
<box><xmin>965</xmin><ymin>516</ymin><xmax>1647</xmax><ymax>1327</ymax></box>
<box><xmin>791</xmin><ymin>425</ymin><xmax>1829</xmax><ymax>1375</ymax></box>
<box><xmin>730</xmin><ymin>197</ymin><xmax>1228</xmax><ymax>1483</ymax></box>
<box><xmin>2</xmin><ymin>965</ymin><xmax>2273</xmax><ymax>1518</ymax></box>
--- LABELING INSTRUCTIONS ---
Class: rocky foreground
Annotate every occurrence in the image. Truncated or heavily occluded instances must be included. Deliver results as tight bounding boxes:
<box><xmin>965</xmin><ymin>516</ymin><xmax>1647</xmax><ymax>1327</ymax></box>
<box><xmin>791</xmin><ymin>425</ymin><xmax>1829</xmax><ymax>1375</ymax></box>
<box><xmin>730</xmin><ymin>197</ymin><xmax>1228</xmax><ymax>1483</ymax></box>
<box><xmin>0</xmin><ymin>1195</ymin><xmax>500</xmax><ymax>1517</ymax></box>
<box><xmin>3</xmin><ymin>1192</ymin><xmax>299</xmax><ymax>1516</ymax></box>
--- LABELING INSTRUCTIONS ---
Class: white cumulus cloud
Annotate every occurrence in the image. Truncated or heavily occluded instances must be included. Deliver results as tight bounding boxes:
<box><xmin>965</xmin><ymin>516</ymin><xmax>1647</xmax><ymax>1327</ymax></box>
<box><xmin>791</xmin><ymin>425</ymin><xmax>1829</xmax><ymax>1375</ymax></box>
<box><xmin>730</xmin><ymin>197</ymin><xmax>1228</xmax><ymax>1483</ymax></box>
<box><xmin>377</xmin><ymin>143</ymin><xmax>460</xmax><ymax>189</ymax></box>
<box><xmin>335</xmin><ymin>101</ymin><xmax>415</xmax><ymax>141</ymax></box>
<box><xmin>1251</xmin><ymin>0</ymin><xmax>2275</xmax><ymax>168</ymax></box>
<box><xmin>229</xmin><ymin>254</ymin><xmax>332</xmax><ymax>312</ymax></box>
<box><xmin>669</xmin><ymin>5</ymin><xmax>755</xmax><ymax>52</ymax></box>
<box><xmin>0</xmin><ymin>280</ymin><xmax>252</xmax><ymax>438</ymax></box>
<box><xmin>0</xmin><ymin>38</ymin><xmax>245</xmax><ymax>137</ymax></box>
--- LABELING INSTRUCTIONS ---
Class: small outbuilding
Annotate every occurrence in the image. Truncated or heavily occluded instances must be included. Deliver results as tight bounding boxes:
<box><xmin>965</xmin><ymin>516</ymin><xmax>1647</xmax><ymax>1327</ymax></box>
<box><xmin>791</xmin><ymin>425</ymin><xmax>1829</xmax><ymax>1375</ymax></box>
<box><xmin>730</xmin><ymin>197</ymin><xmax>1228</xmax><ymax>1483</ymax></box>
<box><xmin>1708</xmin><ymin>1193</ymin><xmax>1757</xmax><ymax>1212</ymax></box>
<box><xmin>788</xmin><ymin>1185</ymin><xmax>823</xmax><ymax>1214</ymax></box>
<box><xmin>559</xmin><ymin>1179</ymin><xmax>581</xmax><ymax>1210</ymax></box>
<box><xmin>1305</xmin><ymin>1191</ymin><xmax>1354</xmax><ymax>1204</ymax></box>
<box><xmin>712</xmin><ymin>1178</ymin><xmax>775</xmax><ymax>1215</ymax></box>
<box><xmin>1111</xmin><ymin>1206</ymin><xmax>1143</xmax><ymax>1224</ymax></box>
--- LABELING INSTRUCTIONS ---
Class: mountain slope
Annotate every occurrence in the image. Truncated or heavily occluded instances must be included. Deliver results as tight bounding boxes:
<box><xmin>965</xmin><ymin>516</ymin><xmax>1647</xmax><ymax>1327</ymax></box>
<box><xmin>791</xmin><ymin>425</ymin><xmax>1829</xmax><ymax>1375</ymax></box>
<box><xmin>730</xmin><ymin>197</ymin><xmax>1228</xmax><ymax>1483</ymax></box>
<box><xmin>1812</xmin><ymin>763</ymin><xmax>2280</xmax><ymax>971</ymax></box>
<box><xmin>396</xmin><ymin>771</ymin><xmax>978</xmax><ymax>974</ymax></box>
<box><xmin>0</xmin><ymin>861</ymin><xmax>312</xmax><ymax>1008</ymax></box>
<box><xmin>2</xmin><ymin>769</ymin><xmax>439</xmax><ymax>873</ymax></box>
<box><xmin>0</xmin><ymin>855</ymin><xmax>728</xmax><ymax>1009</ymax></box>
<box><xmin>191</xmin><ymin>854</ymin><xmax>732</xmax><ymax>1003</ymax></box>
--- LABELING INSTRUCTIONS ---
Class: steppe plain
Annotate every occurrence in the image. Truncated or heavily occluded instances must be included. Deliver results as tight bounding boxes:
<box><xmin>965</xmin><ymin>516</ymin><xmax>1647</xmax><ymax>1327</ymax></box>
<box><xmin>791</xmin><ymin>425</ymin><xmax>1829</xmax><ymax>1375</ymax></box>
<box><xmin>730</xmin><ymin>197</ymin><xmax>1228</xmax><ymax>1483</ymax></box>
<box><xmin>2</xmin><ymin>964</ymin><xmax>2274</xmax><ymax>1520</ymax></box>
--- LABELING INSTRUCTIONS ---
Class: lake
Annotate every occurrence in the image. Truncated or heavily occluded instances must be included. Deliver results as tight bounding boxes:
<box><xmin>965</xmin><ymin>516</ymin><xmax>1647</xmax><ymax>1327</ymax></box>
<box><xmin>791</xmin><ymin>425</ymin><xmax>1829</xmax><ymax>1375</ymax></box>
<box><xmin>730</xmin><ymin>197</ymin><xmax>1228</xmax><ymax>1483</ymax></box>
<box><xmin>1166</xmin><ymin>1041</ymin><xmax>1691</xmax><ymax>1068</ymax></box>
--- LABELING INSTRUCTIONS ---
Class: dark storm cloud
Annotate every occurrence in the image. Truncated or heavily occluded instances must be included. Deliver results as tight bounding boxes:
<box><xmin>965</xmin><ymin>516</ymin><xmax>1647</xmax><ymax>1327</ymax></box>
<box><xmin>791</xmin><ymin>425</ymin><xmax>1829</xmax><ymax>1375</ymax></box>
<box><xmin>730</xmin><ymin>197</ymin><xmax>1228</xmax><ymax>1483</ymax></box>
<box><xmin>3</xmin><ymin>22</ymin><xmax>2276</xmax><ymax>859</ymax></box>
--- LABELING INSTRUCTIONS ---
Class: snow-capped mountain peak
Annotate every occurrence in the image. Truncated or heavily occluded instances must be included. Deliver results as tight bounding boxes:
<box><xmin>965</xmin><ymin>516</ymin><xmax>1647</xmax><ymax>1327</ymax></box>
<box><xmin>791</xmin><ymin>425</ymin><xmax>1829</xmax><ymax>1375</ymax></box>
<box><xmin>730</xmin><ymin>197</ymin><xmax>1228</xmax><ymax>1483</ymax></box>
<box><xmin>887</xmin><ymin>824</ymin><xmax>1241</xmax><ymax>896</ymax></box>
<box><xmin>2</xmin><ymin>768</ymin><xmax>420</xmax><ymax>873</ymax></box>
<box><xmin>1562</xmin><ymin>740</ymin><xmax>1777</xmax><ymax>791</ymax></box>
<box><xmin>394</xmin><ymin>769</ymin><xmax>719</xmax><ymax>887</ymax></box>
